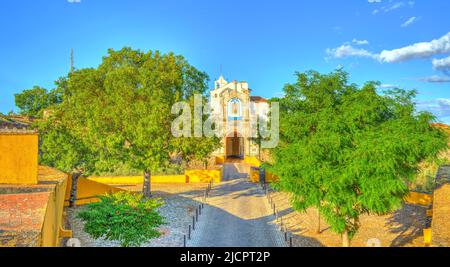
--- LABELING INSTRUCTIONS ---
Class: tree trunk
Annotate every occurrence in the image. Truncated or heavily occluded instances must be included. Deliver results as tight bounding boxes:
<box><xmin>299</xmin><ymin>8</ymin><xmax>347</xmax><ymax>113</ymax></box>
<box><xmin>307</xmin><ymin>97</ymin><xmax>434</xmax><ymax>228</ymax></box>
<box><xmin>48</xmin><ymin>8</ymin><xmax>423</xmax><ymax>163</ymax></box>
<box><xmin>143</xmin><ymin>170</ymin><xmax>152</xmax><ymax>198</ymax></box>
<box><xmin>342</xmin><ymin>229</ymin><xmax>350</xmax><ymax>247</ymax></box>
<box><xmin>69</xmin><ymin>172</ymin><xmax>82</xmax><ymax>208</ymax></box>
<box><xmin>316</xmin><ymin>210</ymin><xmax>321</xmax><ymax>234</ymax></box>
<box><xmin>258</xmin><ymin>145</ymin><xmax>262</xmax><ymax>161</ymax></box>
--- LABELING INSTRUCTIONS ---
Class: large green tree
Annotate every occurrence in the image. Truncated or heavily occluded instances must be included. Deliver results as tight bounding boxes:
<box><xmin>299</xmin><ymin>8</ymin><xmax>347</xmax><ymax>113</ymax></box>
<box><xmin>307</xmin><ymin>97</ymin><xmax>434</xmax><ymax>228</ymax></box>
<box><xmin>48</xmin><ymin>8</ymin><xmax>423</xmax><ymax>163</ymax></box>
<box><xmin>269</xmin><ymin>70</ymin><xmax>448</xmax><ymax>246</ymax></box>
<box><xmin>15</xmin><ymin>86</ymin><xmax>61</xmax><ymax>117</ymax></box>
<box><xmin>51</xmin><ymin>48</ymin><xmax>214</xmax><ymax>197</ymax></box>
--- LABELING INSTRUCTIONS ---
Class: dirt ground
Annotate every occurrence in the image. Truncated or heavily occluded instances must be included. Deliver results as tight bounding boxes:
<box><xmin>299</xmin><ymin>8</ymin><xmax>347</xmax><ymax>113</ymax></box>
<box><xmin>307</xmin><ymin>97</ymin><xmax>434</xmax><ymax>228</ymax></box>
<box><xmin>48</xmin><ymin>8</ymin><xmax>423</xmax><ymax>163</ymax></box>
<box><xmin>267</xmin><ymin>189</ymin><xmax>427</xmax><ymax>247</ymax></box>
<box><xmin>63</xmin><ymin>179</ymin><xmax>428</xmax><ymax>247</ymax></box>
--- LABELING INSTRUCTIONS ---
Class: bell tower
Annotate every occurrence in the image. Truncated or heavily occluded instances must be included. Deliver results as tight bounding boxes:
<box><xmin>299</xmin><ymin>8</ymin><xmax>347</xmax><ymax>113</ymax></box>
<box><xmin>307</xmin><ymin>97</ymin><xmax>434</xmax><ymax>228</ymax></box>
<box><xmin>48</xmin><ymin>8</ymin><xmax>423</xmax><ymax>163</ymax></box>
<box><xmin>215</xmin><ymin>75</ymin><xmax>228</xmax><ymax>89</ymax></box>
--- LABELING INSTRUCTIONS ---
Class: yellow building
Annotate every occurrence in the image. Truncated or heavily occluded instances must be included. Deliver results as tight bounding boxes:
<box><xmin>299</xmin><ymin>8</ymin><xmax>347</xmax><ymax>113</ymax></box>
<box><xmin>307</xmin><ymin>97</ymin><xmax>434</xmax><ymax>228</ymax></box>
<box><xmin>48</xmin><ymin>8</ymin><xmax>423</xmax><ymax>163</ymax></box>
<box><xmin>0</xmin><ymin>121</ymin><xmax>71</xmax><ymax>247</ymax></box>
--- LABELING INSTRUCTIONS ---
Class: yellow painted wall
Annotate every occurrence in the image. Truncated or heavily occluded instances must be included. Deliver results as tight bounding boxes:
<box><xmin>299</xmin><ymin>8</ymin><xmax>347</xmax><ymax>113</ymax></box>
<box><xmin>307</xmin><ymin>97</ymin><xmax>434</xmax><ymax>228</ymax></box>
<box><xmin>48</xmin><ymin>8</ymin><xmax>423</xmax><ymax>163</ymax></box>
<box><xmin>64</xmin><ymin>176</ymin><xmax>124</xmax><ymax>206</ymax></box>
<box><xmin>152</xmin><ymin>175</ymin><xmax>188</xmax><ymax>183</ymax></box>
<box><xmin>245</xmin><ymin>157</ymin><xmax>279</xmax><ymax>183</ymax></box>
<box><xmin>41</xmin><ymin>190</ymin><xmax>58</xmax><ymax>246</ymax></box>
<box><xmin>249</xmin><ymin>167</ymin><xmax>259</xmax><ymax>183</ymax></box>
<box><xmin>87</xmin><ymin>175</ymin><xmax>188</xmax><ymax>185</ymax></box>
<box><xmin>244</xmin><ymin>156</ymin><xmax>261</xmax><ymax>167</ymax></box>
<box><xmin>69</xmin><ymin>171</ymin><xmax>218</xmax><ymax>207</ymax></box>
<box><xmin>424</xmin><ymin>228</ymin><xmax>432</xmax><ymax>246</ymax></box>
<box><xmin>0</xmin><ymin>133</ymin><xmax>38</xmax><ymax>184</ymax></box>
<box><xmin>0</xmin><ymin>130</ymin><xmax>71</xmax><ymax>246</ymax></box>
<box><xmin>404</xmin><ymin>192</ymin><xmax>433</xmax><ymax>206</ymax></box>
<box><xmin>41</xmin><ymin>173</ymin><xmax>72</xmax><ymax>247</ymax></box>
<box><xmin>215</xmin><ymin>156</ymin><xmax>225</xmax><ymax>165</ymax></box>
<box><xmin>266</xmin><ymin>172</ymin><xmax>279</xmax><ymax>183</ymax></box>
<box><xmin>88</xmin><ymin>170</ymin><xmax>223</xmax><ymax>185</ymax></box>
<box><xmin>186</xmin><ymin>169</ymin><xmax>222</xmax><ymax>183</ymax></box>
<box><xmin>249</xmin><ymin>167</ymin><xmax>278</xmax><ymax>183</ymax></box>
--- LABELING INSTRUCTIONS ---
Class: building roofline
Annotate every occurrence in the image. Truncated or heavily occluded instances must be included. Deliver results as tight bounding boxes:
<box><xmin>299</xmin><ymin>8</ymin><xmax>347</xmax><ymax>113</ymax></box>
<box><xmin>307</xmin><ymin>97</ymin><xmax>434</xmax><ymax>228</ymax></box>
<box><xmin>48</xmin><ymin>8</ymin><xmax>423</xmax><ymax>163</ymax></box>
<box><xmin>250</xmin><ymin>96</ymin><xmax>268</xmax><ymax>103</ymax></box>
<box><xmin>0</xmin><ymin>119</ymin><xmax>36</xmax><ymax>134</ymax></box>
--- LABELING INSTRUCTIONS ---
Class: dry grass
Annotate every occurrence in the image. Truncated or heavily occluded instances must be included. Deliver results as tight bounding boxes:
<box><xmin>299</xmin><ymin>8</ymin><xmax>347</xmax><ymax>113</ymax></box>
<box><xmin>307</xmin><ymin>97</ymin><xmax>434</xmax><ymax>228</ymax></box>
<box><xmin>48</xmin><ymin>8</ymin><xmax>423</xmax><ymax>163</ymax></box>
<box><xmin>268</xmin><ymin>190</ymin><xmax>427</xmax><ymax>247</ymax></box>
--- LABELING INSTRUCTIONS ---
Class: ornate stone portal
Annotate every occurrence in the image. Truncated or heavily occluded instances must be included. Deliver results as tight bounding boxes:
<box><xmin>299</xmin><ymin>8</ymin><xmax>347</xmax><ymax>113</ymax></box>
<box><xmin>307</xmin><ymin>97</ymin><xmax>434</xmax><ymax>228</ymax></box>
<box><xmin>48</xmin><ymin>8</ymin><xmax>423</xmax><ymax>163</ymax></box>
<box><xmin>209</xmin><ymin>75</ymin><xmax>269</xmax><ymax>159</ymax></box>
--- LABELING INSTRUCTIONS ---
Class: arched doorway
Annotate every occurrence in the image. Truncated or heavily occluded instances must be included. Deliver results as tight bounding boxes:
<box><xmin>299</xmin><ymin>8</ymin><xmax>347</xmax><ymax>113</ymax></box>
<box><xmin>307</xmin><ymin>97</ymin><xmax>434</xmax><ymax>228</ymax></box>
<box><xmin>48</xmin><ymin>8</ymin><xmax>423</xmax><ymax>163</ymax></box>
<box><xmin>226</xmin><ymin>132</ymin><xmax>244</xmax><ymax>159</ymax></box>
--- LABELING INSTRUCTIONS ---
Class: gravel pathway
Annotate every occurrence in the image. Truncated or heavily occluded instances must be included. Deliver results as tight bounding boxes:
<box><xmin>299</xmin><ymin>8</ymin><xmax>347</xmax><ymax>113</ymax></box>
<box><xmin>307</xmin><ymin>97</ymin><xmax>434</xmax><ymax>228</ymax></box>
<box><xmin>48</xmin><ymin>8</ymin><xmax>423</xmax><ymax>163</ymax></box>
<box><xmin>188</xmin><ymin>163</ymin><xmax>286</xmax><ymax>247</ymax></box>
<box><xmin>65</xmin><ymin>183</ymin><xmax>206</xmax><ymax>247</ymax></box>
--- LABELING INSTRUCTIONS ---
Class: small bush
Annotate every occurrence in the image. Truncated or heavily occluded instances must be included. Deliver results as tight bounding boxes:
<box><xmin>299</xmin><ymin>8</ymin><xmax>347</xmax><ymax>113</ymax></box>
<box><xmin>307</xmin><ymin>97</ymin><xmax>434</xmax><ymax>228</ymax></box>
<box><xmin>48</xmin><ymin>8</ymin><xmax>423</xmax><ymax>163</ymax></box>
<box><xmin>77</xmin><ymin>191</ymin><xmax>165</xmax><ymax>247</ymax></box>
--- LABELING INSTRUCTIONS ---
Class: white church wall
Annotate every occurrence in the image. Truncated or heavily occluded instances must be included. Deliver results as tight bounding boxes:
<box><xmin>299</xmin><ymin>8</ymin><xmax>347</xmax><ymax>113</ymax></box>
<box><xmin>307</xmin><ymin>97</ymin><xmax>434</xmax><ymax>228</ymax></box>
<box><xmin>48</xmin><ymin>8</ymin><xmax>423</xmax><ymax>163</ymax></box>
<box><xmin>208</xmin><ymin>76</ymin><xmax>269</xmax><ymax>159</ymax></box>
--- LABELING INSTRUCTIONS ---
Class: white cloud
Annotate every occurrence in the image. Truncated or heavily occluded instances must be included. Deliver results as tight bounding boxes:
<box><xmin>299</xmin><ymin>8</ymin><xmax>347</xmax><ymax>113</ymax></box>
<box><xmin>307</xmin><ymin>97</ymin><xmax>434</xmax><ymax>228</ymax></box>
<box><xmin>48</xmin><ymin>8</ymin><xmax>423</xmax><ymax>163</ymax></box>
<box><xmin>325</xmin><ymin>32</ymin><xmax>450</xmax><ymax>76</ymax></box>
<box><xmin>372</xmin><ymin>1</ymin><xmax>414</xmax><ymax>15</ymax></box>
<box><xmin>417</xmin><ymin>98</ymin><xmax>450</xmax><ymax>121</ymax></box>
<box><xmin>377</xmin><ymin>84</ymin><xmax>400</xmax><ymax>89</ymax></box>
<box><xmin>373</xmin><ymin>2</ymin><xmax>404</xmax><ymax>15</ymax></box>
<box><xmin>419</xmin><ymin>75</ymin><xmax>450</xmax><ymax>83</ymax></box>
<box><xmin>326</xmin><ymin>45</ymin><xmax>377</xmax><ymax>59</ymax></box>
<box><xmin>432</xmin><ymin>55</ymin><xmax>450</xmax><ymax>72</ymax></box>
<box><xmin>438</xmin><ymin>99</ymin><xmax>450</xmax><ymax>109</ymax></box>
<box><xmin>379</xmin><ymin>32</ymin><xmax>450</xmax><ymax>63</ymax></box>
<box><xmin>401</xmin><ymin>16</ymin><xmax>417</xmax><ymax>28</ymax></box>
<box><xmin>352</xmin><ymin>39</ymin><xmax>369</xmax><ymax>45</ymax></box>
<box><xmin>384</xmin><ymin>2</ymin><xmax>405</xmax><ymax>12</ymax></box>
<box><xmin>332</xmin><ymin>26</ymin><xmax>343</xmax><ymax>35</ymax></box>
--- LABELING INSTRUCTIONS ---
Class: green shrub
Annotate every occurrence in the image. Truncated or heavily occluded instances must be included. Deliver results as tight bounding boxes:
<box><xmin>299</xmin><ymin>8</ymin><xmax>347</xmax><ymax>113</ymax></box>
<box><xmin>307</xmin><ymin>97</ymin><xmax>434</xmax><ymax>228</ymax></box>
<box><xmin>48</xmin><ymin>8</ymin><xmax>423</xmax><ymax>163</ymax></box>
<box><xmin>77</xmin><ymin>191</ymin><xmax>165</xmax><ymax>247</ymax></box>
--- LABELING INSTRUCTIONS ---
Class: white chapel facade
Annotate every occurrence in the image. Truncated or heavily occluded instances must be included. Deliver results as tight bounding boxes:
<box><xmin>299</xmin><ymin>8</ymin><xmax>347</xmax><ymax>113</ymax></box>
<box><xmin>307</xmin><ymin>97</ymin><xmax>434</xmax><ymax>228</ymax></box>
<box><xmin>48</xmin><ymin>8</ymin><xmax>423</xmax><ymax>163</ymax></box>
<box><xmin>209</xmin><ymin>75</ymin><xmax>269</xmax><ymax>159</ymax></box>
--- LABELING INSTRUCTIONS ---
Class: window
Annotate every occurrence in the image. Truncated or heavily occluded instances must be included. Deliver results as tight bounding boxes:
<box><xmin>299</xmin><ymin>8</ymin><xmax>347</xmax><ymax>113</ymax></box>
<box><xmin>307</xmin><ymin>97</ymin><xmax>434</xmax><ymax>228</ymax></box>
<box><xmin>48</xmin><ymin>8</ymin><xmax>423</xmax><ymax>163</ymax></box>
<box><xmin>228</xmin><ymin>98</ymin><xmax>242</xmax><ymax>120</ymax></box>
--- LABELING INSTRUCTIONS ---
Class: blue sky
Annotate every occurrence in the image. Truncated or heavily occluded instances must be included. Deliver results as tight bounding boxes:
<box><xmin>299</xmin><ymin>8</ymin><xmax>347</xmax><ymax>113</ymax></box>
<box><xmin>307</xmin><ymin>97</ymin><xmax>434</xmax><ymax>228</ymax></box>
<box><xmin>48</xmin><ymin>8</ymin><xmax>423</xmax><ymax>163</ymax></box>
<box><xmin>1</xmin><ymin>0</ymin><xmax>450</xmax><ymax>122</ymax></box>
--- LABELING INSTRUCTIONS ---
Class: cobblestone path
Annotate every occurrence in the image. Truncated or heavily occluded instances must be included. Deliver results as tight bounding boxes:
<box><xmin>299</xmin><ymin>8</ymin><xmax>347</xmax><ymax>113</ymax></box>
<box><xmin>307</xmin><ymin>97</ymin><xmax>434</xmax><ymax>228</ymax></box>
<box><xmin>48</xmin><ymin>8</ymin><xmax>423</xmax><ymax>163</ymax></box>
<box><xmin>189</xmin><ymin>162</ymin><xmax>286</xmax><ymax>247</ymax></box>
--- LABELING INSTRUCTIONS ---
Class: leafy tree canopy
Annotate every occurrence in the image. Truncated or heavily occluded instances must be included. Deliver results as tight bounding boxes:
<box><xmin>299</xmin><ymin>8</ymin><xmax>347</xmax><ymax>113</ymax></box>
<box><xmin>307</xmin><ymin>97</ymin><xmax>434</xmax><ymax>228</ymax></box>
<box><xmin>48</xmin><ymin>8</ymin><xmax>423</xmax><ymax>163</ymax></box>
<box><xmin>15</xmin><ymin>86</ymin><xmax>61</xmax><ymax>117</ymax></box>
<box><xmin>38</xmin><ymin>117</ymin><xmax>98</xmax><ymax>176</ymax></box>
<box><xmin>268</xmin><ymin>70</ymin><xmax>448</xmax><ymax>245</ymax></box>
<box><xmin>38</xmin><ymin>47</ymin><xmax>219</xmax><ymax>196</ymax></box>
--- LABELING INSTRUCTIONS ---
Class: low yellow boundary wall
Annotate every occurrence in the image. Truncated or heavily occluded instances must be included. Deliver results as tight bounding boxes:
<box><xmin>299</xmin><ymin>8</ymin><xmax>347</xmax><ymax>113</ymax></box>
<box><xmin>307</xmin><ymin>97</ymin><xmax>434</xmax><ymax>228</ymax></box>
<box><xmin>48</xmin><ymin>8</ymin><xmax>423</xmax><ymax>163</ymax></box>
<box><xmin>42</xmin><ymin>179</ymin><xmax>73</xmax><ymax>246</ymax></box>
<box><xmin>250</xmin><ymin>167</ymin><xmax>259</xmax><ymax>183</ymax></box>
<box><xmin>215</xmin><ymin>156</ymin><xmax>225</xmax><ymax>165</ymax></box>
<box><xmin>87</xmin><ymin>169</ymin><xmax>222</xmax><ymax>185</ymax></box>
<box><xmin>68</xmin><ymin>168</ymin><xmax>223</xmax><ymax>206</ymax></box>
<box><xmin>37</xmin><ymin>167</ymin><xmax>73</xmax><ymax>246</ymax></box>
<box><xmin>244</xmin><ymin>156</ymin><xmax>261</xmax><ymax>167</ymax></box>
<box><xmin>424</xmin><ymin>228</ymin><xmax>432</xmax><ymax>246</ymax></box>
<box><xmin>249</xmin><ymin>167</ymin><xmax>278</xmax><ymax>183</ymax></box>
<box><xmin>404</xmin><ymin>192</ymin><xmax>433</xmax><ymax>206</ymax></box>
<box><xmin>64</xmin><ymin>176</ymin><xmax>124</xmax><ymax>206</ymax></box>
<box><xmin>186</xmin><ymin>169</ymin><xmax>222</xmax><ymax>183</ymax></box>
<box><xmin>87</xmin><ymin>175</ymin><xmax>188</xmax><ymax>185</ymax></box>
